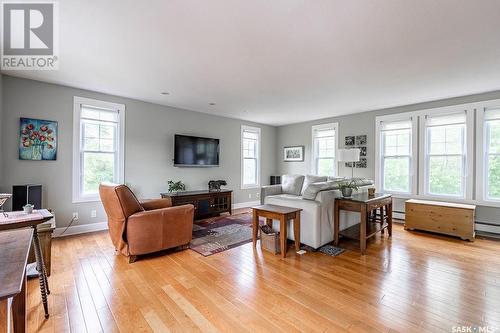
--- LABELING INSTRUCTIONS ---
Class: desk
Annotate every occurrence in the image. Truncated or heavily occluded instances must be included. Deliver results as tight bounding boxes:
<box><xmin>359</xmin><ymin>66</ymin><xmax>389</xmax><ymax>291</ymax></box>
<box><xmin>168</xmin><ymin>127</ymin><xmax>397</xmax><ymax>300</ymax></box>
<box><xmin>0</xmin><ymin>229</ymin><xmax>33</xmax><ymax>333</ymax></box>
<box><xmin>334</xmin><ymin>193</ymin><xmax>392</xmax><ymax>255</ymax></box>
<box><xmin>0</xmin><ymin>209</ymin><xmax>54</xmax><ymax>318</ymax></box>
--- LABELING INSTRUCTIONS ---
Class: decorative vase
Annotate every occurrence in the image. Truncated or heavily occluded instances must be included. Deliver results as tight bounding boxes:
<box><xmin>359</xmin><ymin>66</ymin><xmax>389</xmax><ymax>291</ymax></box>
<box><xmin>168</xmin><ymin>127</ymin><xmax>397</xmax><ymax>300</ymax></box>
<box><xmin>32</xmin><ymin>144</ymin><xmax>42</xmax><ymax>160</ymax></box>
<box><xmin>341</xmin><ymin>187</ymin><xmax>353</xmax><ymax>198</ymax></box>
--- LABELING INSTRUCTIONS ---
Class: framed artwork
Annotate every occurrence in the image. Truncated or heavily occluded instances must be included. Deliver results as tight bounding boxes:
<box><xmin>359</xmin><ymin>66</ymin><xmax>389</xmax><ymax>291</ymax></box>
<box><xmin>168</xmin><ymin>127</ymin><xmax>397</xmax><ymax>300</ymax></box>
<box><xmin>19</xmin><ymin>117</ymin><xmax>58</xmax><ymax>160</ymax></box>
<box><xmin>283</xmin><ymin>146</ymin><xmax>304</xmax><ymax>162</ymax></box>
<box><xmin>356</xmin><ymin>135</ymin><xmax>367</xmax><ymax>146</ymax></box>
<box><xmin>345</xmin><ymin>136</ymin><xmax>355</xmax><ymax>146</ymax></box>
<box><xmin>356</xmin><ymin>158</ymin><xmax>367</xmax><ymax>168</ymax></box>
<box><xmin>359</xmin><ymin>146</ymin><xmax>367</xmax><ymax>157</ymax></box>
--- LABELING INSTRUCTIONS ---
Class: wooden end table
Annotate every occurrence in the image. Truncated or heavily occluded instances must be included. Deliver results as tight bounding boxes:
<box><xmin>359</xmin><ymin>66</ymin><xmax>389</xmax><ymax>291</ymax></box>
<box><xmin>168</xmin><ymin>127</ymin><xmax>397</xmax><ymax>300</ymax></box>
<box><xmin>0</xmin><ymin>209</ymin><xmax>54</xmax><ymax>318</ymax></box>
<box><xmin>334</xmin><ymin>193</ymin><xmax>392</xmax><ymax>255</ymax></box>
<box><xmin>252</xmin><ymin>205</ymin><xmax>301</xmax><ymax>259</ymax></box>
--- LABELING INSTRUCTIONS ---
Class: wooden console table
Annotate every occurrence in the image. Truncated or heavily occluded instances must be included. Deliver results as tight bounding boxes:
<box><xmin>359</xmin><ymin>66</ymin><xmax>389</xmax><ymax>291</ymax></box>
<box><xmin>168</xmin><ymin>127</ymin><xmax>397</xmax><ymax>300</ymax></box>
<box><xmin>0</xmin><ymin>209</ymin><xmax>54</xmax><ymax>319</ymax></box>
<box><xmin>161</xmin><ymin>190</ymin><xmax>232</xmax><ymax>220</ymax></box>
<box><xmin>252</xmin><ymin>204</ymin><xmax>301</xmax><ymax>259</ymax></box>
<box><xmin>0</xmin><ymin>229</ymin><xmax>33</xmax><ymax>333</ymax></box>
<box><xmin>334</xmin><ymin>193</ymin><xmax>392</xmax><ymax>255</ymax></box>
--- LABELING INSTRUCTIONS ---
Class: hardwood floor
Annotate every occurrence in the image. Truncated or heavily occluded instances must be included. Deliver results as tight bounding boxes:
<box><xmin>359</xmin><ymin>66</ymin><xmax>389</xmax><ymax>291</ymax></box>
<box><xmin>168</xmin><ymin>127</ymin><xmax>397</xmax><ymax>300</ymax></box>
<box><xmin>26</xmin><ymin>220</ymin><xmax>500</xmax><ymax>333</ymax></box>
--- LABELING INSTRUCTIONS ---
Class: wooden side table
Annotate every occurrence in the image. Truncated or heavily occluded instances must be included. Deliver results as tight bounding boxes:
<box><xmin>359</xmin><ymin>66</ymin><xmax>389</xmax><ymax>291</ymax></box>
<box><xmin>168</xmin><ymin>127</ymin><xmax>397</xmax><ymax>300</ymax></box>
<box><xmin>252</xmin><ymin>205</ymin><xmax>302</xmax><ymax>259</ymax></box>
<box><xmin>334</xmin><ymin>193</ymin><xmax>392</xmax><ymax>255</ymax></box>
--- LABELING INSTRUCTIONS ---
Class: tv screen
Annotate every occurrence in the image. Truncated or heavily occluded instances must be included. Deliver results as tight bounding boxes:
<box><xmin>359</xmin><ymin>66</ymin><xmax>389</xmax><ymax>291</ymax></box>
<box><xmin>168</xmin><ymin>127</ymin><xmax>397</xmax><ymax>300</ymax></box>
<box><xmin>174</xmin><ymin>134</ymin><xmax>220</xmax><ymax>166</ymax></box>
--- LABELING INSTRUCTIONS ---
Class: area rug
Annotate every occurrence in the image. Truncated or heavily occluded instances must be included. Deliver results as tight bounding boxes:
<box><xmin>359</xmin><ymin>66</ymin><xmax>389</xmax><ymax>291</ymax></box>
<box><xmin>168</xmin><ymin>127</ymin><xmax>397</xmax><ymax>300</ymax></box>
<box><xmin>190</xmin><ymin>213</ymin><xmax>256</xmax><ymax>256</ymax></box>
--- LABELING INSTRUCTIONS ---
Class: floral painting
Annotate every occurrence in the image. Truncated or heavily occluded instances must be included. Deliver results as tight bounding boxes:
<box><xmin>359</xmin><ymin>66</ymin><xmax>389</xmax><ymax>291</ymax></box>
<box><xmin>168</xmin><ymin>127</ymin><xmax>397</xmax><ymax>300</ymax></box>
<box><xmin>19</xmin><ymin>118</ymin><xmax>58</xmax><ymax>160</ymax></box>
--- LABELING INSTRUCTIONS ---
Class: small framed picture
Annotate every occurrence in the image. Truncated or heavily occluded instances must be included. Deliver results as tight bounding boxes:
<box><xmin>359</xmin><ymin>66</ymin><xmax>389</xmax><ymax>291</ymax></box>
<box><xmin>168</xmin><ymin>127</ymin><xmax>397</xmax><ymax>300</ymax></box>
<box><xmin>356</xmin><ymin>135</ymin><xmax>367</xmax><ymax>146</ymax></box>
<box><xmin>345</xmin><ymin>136</ymin><xmax>355</xmax><ymax>146</ymax></box>
<box><xmin>284</xmin><ymin>146</ymin><xmax>304</xmax><ymax>162</ymax></box>
<box><xmin>359</xmin><ymin>146</ymin><xmax>367</xmax><ymax>157</ymax></box>
<box><xmin>356</xmin><ymin>158</ymin><xmax>367</xmax><ymax>168</ymax></box>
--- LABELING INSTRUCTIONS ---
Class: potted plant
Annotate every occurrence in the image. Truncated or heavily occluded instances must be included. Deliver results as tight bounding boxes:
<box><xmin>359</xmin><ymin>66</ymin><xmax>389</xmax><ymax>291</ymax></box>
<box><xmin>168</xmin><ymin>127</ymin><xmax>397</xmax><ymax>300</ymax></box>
<box><xmin>167</xmin><ymin>180</ymin><xmax>186</xmax><ymax>194</ymax></box>
<box><xmin>338</xmin><ymin>179</ymin><xmax>360</xmax><ymax>198</ymax></box>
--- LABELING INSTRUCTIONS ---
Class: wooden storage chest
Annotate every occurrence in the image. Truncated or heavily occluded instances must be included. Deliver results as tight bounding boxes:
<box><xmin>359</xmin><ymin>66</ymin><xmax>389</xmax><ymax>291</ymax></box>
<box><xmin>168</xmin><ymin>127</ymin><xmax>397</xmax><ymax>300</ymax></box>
<box><xmin>405</xmin><ymin>199</ymin><xmax>476</xmax><ymax>241</ymax></box>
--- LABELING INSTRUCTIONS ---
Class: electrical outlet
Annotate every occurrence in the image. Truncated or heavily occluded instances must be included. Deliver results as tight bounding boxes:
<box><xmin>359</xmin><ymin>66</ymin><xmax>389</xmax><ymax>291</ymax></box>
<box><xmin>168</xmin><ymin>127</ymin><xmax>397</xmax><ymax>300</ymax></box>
<box><xmin>72</xmin><ymin>212</ymin><xmax>79</xmax><ymax>220</ymax></box>
<box><xmin>249</xmin><ymin>193</ymin><xmax>252</xmax><ymax>199</ymax></box>
<box><xmin>256</xmin><ymin>192</ymin><xmax>260</xmax><ymax>198</ymax></box>
<box><xmin>91</xmin><ymin>210</ymin><xmax>97</xmax><ymax>218</ymax></box>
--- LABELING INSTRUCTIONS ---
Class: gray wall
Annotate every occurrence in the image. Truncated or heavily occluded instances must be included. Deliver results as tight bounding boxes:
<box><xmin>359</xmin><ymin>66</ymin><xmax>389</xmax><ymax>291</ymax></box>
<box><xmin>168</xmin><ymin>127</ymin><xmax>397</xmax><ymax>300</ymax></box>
<box><xmin>277</xmin><ymin>90</ymin><xmax>500</xmax><ymax>225</ymax></box>
<box><xmin>0</xmin><ymin>74</ymin><xmax>3</xmax><ymax>186</ymax></box>
<box><xmin>1</xmin><ymin>76</ymin><xmax>277</xmax><ymax>228</ymax></box>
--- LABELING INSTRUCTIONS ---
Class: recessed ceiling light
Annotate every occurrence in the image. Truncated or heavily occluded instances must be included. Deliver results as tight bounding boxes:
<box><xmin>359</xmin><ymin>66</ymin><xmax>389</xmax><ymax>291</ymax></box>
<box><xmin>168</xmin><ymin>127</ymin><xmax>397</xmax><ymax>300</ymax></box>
<box><xmin>209</xmin><ymin>102</ymin><xmax>216</xmax><ymax>106</ymax></box>
<box><xmin>160</xmin><ymin>92</ymin><xmax>169</xmax><ymax>95</ymax></box>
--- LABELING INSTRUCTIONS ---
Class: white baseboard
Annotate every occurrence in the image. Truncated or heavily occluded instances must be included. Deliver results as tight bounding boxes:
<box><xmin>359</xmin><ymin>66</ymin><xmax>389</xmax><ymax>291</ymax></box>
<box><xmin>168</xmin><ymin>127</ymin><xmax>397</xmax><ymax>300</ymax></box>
<box><xmin>54</xmin><ymin>221</ymin><xmax>108</xmax><ymax>237</ymax></box>
<box><xmin>232</xmin><ymin>200</ymin><xmax>260</xmax><ymax>210</ymax></box>
<box><xmin>475</xmin><ymin>222</ymin><xmax>500</xmax><ymax>235</ymax></box>
<box><xmin>393</xmin><ymin>212</ymin><xmax>405</xmax><ymax>220</ymax></box>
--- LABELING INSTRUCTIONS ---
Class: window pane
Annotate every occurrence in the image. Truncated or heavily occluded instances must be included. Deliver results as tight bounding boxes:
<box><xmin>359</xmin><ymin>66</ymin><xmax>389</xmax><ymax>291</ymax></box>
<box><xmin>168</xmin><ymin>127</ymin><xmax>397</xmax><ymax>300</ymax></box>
<box><xmin>243</xmin><ymin>158</ymin><xmax>256</xmax><ymax>185</ymax></box>
<box><xmin>100</xmin><ymin>124</ymin><xmax>115</xmax><ymax>139</ymax></box>
<box><xmin>488</xmin><ymin>121</ymin><xmax>500</xmax><ymax>154</ymax></box>
<box><xmin>383</xmin><ymin>157</ymin><xmax>410</xmax><ymax>192</ymax></box>
<box><xmin>428</xmin><ymin>155</ymin><xmax>463</xmax><ymax>196</ymax></box>
<box><xmin>428</xmin><ymin>127</ymin><xmax>445</xmax><ymax>154</ymax></box>
<box><xmin>317</xmin><ymin>158</ymin><xmax>334</xmax><ymax>176</ymax></box>
<box><xmin>444</xmin><ymin>126</ymin><xmax>463</xmax><ymax>154</ymax></box>
<box><xmin>487</xmin><ymin>155</ymin><xmax>500</xmax><ymax>200</ymax></box>
<box><xmin>83</xmin><ymin>122</ymin><xmax>99</xmax><ymax>139</ymax></box>
<box><xmin>81</xmin><ymin>108</ymin><xmax>100</xmax><ymax>120</ymax></box>
<box><xmin>243</xmin><ymin>139</ymin><xmax>255</xmax><ymax>158</ymax></box>
<box><xmin>243</xmin><ymin>131</ymin><xmax>258</xmax><ymax>140</ymax></box>
<box><xmin>100</xmin><ymin>138</ymin><xmax>115</xmax><ymax>152</ymax></box>
<box><xmin>83</xmin><ymin>153</ymin><xmax>115</xmax><ymax>193</ymax></box>
<box><xmin>84</xmin><ymin>137</ymin><xmax>99</xmax><ymax>150</ymax></box>
<box><xmin>315</xmin><ymin>129</ymin><xmax>334</xmax><ymax>138</ymax></box>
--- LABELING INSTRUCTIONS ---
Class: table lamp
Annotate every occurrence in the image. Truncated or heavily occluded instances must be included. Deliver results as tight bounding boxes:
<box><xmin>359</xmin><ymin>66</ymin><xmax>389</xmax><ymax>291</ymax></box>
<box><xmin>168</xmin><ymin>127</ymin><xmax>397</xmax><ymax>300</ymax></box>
<box><xmin>338</xmin><ymin>148</ymin><xmax>361</xmax><ymax>178</ymax></box>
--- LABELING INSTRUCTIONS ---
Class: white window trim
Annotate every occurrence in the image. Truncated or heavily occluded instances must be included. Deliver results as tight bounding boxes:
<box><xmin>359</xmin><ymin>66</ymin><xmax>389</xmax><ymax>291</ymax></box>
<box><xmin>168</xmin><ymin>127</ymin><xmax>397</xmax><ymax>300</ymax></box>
<box><xmin>476</xmin><ymin>98</ymin><xmax>500</xmax><ymax>207</ymax></box>
<box><xmin>311</xmin><ymin>122</ymin><xmax>339</xmax><ymax>176</ymax></box>
<box><xmin>375</xmin><ymin>113</ymin><xmax>418</xmax><ymax>197</ymax></box>
<box><xmin>72</xmin><ymin>96</ymin><xmax>125</xmax><ymax>203</ymax></box>
<box><xmin>418</xmin><ymin>107</ymin><xmax>474</xmax><ymax>201</ymax></box>
<box><xmin>241</xmin><ymin>125</ymin><xmax>261</xmax><ymax>189</ymax></box>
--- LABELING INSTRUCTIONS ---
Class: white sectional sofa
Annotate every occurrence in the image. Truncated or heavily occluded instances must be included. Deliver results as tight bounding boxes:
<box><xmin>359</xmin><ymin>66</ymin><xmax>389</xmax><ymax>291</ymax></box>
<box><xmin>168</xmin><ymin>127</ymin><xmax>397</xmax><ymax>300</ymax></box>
<box><xmin>260</xmin><ymin>175</ymin><xmax>374</xmax><ymax>249</ymax></box>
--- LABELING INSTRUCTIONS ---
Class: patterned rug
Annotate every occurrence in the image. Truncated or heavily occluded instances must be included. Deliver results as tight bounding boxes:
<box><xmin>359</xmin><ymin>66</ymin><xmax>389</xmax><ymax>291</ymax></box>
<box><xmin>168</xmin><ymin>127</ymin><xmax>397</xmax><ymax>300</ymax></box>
<box><xmin>190</xmin><ymin>213</ymin><xmax>256</xmax><ymax>256</ymax></box>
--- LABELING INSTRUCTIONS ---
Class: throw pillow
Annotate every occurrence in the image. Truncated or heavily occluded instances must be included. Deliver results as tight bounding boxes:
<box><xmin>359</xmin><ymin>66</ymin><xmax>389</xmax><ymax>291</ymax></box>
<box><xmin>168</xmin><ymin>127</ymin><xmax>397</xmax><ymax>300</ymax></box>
<box><xmin>302</xmin><ymin>181</ymin><xmax>339</xmax><ymax>200</ymax></box>
<box><xmin>281</xmin><ymin>175</ymin><xmax>305</xmax><ymax>196</ymax></box>
<box><xmin>301</xmin><ymin>175</ymin><xmax>327</xmax><ymax>194</ymax></box>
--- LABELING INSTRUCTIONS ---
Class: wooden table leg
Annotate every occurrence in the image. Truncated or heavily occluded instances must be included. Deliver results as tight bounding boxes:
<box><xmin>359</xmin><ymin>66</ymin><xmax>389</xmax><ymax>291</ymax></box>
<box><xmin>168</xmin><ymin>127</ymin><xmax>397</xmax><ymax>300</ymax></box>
<box><xmin>334</xmin><ymin>200</ymin><xmax>340</xmax><ymax>246</ymax></box>
<box><xmin>280</xmin><ymin>216</ymin><xmax>287</xmax><ymax>259</ymax></box>
<box><xmin>380</xmin><ymin>206</ymin><xmax>385</xmax><ymax>234</ymax></box>
<box><xmin>293</xmin><ymin>212</ymin><xmax>300</xmax><ymax>251</ymax></box>
<box><xmin>360</xmin><ymin>205</ymin><xmax>367</xmax><ymax>255</ymax></box>
<box><xmin>387</xmin><ymin>202</ymin><xmax>393</xmax><ymax>237</ymax></box>
<box><xmin>32</xmin><ymin>227</ymin><xmax>49</xmax><ymax>318</ymax></box>
<box><xmin>12</xmin><ymin>272</ymin><xmax>26</xmax><ymax>333</ymax></box>
<box><xmin>252</xmin><ymin>209</ymin><xmax>259</xmax><ymax>247</ymax></box>
<box><xmin>266</xmin><ymin>218</ymin><xmax>272</xmax><ymax>227</ymax></box>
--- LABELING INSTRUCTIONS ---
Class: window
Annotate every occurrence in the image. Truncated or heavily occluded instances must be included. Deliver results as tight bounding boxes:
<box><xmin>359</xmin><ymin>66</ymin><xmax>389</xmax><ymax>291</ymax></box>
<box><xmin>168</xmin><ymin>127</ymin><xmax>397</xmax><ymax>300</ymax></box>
<box><xmin>377</xmin><ymin>118</ymin><xmax>415</xmax><ymax>194</ymax></box>
<box><xmin>482</xmin><ymin>107</ymin><xmax>500</xmax><ymax>201</ymax></box>
<box><xmin>423</xmin><ymin>112</ymin><xmax>468</xmax><ymax>198</ymax></box>
<box><xmin>312</xmin><ymin>123</ymin><xmax>338</xmax><ymax>176</ymax></box>
<box><xmin>241</xmin><ymin>125</ymin><xmax>261</xmax><ymax>189</ymax></box>
<box><xmin>73</xmin><ymin>97</ymin><xmax>125</xmax><ymax>202</ymax></box>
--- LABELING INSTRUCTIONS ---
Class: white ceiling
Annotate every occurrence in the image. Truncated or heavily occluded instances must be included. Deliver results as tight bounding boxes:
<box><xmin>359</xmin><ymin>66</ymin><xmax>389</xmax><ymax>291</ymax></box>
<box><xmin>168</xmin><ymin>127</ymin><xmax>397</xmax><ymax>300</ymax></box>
<box><xmin>5</xmin><ymin>0</ymin><xmax>500</xmax><ymax>126</ymax></box>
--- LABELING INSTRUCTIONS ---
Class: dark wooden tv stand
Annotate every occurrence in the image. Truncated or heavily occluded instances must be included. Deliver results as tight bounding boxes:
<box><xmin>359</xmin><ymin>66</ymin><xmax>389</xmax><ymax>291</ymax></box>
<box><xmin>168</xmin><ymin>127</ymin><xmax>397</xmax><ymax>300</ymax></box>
<box><xmin>161</xmin><ymin>190</ymin><xmax>232</xmax><ymax>220</ymax></box>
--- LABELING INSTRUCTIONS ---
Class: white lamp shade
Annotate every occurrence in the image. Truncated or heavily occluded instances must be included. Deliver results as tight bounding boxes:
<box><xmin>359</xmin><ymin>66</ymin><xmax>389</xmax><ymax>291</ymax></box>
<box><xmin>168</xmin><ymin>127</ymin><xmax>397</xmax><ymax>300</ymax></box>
<box><xmin>337</xmin><ymin>148</ymin><xmax>360</xmax><ymax>162</ymax></box>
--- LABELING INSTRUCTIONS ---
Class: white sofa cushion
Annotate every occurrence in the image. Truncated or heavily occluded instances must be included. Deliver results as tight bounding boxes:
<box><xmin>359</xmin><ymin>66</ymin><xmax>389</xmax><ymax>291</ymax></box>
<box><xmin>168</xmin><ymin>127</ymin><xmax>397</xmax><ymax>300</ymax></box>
<box><xmin>301</xmin><ymin>175</ymin><xmax>327</xmax><ymax>194</ymax></box>
<box><xmin>281</xmin><ymin>175</ymin><xmax>305</xmax><ymax>196</ymax></box>
<box><xmin>302</xmin><ymin>181</ymin><xmax>338</xmax><ymax>200</ymax></box>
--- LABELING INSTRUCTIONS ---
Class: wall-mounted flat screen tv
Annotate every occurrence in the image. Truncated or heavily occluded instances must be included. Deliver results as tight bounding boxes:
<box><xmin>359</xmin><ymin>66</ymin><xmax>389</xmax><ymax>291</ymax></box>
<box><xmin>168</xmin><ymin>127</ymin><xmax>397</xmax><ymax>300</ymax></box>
<box><xmin>174</xmin><ymin>134</ymin><xmax>220</xmax><ymax>167</ymax></box>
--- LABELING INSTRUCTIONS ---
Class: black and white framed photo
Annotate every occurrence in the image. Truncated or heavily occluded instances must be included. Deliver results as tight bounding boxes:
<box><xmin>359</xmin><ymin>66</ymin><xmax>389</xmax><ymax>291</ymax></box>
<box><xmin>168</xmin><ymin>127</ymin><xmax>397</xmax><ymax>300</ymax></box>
<box><xmin>345</xmin><ymin>136</ymin><xmax>355</xmax><ymax>146</ymax></box>
<box><xmin>359</xmin><ymin>146</ymin><xmax>367</xmax><ymax>157</ymax></box>
<box><xmin>283</xmin><ymin>146</ymin><xmax>304</xmax><ymax>162</ymax></box>
<box><xmin>355</xmin><ymin>135</ymin><xmax>367</xmax><ymax>146</ymax></box>
<box><xmin>356</xmin><ymin>158</ymin><xmax>367</xmax><ymax>168</ymax></box>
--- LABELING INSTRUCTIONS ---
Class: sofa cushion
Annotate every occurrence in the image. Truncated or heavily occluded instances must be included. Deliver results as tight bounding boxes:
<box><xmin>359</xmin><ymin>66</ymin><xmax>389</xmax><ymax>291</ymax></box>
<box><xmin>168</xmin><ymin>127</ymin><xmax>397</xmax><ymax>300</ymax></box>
<box><xmin>281</xmin><ymin>175</ymin><xmax>305</xmax><ymax>196</ymax></box>
<box><xmin>302</xmin><ymin>181</ymin><xmax>339</xmax><ymax>200</ymax></box>
<box><xmin>301</xmin><ymin>175</ymin><xmax>327</xmax><ymax>194</ymax></box>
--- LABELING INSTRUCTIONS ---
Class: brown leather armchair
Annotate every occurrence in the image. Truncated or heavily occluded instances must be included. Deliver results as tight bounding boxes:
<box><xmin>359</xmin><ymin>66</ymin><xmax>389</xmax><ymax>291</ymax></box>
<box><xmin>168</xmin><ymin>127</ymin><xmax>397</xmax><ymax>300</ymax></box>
<box><xmin>99</xmin><ymin>183</ymin><xmax>194</xmax><ymax>263</ymax></box>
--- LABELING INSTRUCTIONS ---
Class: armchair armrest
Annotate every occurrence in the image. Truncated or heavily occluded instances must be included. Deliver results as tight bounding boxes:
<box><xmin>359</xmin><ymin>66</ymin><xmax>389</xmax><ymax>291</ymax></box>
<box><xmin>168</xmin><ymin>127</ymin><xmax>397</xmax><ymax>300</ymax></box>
<box><xmin>126</xmin><ymin>204</ymin><xmax>194</xmax><ymax>255</ymax></box>
<box><xmin>260</xmin><ymin>185</ymin><xmax>282</xmax><ymax>204</ymax></box>
<box><xmin>140</xmin><ymin>198</ymin><xmax>172</xmax><ymax>210</ymax></box>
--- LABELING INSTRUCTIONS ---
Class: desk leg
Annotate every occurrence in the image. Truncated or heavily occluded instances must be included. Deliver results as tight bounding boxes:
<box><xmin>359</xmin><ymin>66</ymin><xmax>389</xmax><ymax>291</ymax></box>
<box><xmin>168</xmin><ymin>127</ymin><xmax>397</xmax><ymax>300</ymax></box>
<box><xmin>32</xmin><ymin>226</ymin><xmax>49</xmax><ymax>318</ymax></box>
<box><xmin>334</xmin><ymin>201</ymin><xmax>340</xmax><ymax>246</ymax></box>
<box><xmin>280</xmin><ymin>216</ymin><xmax>287</xmax><ymax>259</ymax></box>
<box><xmin>360</xmin><ymin>205</ymin><xmax>367</xmax><ymax>255</ymax></box>
<box><xmin>12</xmin><ymin>272</ymin><xmax>26</xmax><ymax>333</ymax></box>
<box><xmin>387</xmin><ymin>202</ymin><xmax>393</xmax><ymax>237</ymax></box>
<box><xmin>293</xmin><ymin>213</ymin><xmax>301</xmax><ymax>251</ymax></box>
<box><xmin>252</xmin><ymin>210</ymin><xmax>259</xmax><ymax>248</ymax></box>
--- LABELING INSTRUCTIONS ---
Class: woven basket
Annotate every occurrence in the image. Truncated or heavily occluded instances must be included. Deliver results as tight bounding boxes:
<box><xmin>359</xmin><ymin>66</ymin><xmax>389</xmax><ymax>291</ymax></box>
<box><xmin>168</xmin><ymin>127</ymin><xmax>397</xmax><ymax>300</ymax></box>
<box><xmin>260</xmin><ymin>226</ymin><xmax>280</xmax><ymax>254</ymax></box>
